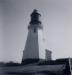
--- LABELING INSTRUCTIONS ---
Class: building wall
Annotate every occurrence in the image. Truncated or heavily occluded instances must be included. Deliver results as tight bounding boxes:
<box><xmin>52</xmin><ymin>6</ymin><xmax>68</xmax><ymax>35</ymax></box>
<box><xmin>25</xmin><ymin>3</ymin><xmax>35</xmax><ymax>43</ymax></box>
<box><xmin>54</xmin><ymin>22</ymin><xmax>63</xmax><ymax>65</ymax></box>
<box><xmin>45</xmin><ymin>49</ymin><xmax>52</xmax><ymax>60</ymax></box>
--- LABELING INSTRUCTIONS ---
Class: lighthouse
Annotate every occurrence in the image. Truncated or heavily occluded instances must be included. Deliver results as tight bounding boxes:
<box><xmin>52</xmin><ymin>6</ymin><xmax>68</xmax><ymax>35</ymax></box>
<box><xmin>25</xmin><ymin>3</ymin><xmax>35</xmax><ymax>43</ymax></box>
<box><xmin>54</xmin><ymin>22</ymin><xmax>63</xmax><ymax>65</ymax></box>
<box><xmin>22</xmin><ymin>9</ymin><xmax>52</xmax><ymax>62</ymax></box>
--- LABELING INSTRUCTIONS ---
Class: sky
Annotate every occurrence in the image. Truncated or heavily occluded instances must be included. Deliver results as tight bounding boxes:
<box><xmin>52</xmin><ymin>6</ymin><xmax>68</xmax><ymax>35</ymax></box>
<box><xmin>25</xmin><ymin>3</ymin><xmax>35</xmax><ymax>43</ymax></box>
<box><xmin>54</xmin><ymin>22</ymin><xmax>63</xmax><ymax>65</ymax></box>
<box><xmin>0</xmin><ymin>0</ymin><xmax>72</xmax><ymax>63</ymax></box>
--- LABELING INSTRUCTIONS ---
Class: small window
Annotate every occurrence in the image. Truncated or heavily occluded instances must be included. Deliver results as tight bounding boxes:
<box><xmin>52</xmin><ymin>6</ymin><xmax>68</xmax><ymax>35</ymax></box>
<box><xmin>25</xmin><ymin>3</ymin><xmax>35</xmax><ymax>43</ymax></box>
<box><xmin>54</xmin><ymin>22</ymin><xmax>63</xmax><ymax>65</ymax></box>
<box><xmin>34</xmin><ymin>28</ymin><xmax>36</xmax><ymax>32</ymax></box>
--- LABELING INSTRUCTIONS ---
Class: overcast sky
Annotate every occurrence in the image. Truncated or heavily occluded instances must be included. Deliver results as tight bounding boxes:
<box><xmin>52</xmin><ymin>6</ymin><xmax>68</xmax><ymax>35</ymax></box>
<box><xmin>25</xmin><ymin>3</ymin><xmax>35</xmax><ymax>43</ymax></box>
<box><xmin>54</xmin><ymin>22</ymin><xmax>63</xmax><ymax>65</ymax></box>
<box><xmin>0</xmin><ymin>0</ymin><xmax>72</xmax><ymax>63</ymax></box>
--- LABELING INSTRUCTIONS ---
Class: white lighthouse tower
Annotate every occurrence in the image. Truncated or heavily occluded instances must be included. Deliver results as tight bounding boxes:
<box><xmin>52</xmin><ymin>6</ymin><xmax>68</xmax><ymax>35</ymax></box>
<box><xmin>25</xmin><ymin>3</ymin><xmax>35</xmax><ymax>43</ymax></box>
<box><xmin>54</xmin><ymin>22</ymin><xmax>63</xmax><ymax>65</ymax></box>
<box><xmin>22</xmin><ymin>9</ymin><xmax>52</xmax><ymax>62</ymax></box>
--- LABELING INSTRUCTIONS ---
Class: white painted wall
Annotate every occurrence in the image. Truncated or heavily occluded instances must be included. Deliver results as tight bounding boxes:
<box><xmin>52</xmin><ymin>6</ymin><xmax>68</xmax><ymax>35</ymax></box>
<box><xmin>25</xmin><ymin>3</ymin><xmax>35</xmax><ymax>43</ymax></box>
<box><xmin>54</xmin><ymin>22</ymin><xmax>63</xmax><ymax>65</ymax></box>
<box><xmin>38</xmin><ymin>29</ymin><xmax>45</xmax><ymax>59</ymax></box>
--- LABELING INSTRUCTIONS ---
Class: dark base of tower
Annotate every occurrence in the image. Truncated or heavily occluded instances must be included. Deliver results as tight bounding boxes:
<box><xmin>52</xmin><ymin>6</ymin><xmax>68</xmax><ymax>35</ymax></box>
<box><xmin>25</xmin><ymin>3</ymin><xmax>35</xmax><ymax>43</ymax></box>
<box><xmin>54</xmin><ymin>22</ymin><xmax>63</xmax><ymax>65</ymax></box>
<box><xmin>21</xmin><ymin>59</ymin><xmax>43</xmax><ymax>65</ymax></box>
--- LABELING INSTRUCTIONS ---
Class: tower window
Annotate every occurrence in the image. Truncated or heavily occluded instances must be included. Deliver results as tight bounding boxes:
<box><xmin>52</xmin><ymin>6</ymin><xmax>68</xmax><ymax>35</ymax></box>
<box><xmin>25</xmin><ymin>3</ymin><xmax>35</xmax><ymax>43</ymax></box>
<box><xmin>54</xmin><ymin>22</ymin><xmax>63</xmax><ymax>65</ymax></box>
<box><xmin>34</xmin><ymin>28</ymin><xmax>36</xmax><ymax>32</ymax></box>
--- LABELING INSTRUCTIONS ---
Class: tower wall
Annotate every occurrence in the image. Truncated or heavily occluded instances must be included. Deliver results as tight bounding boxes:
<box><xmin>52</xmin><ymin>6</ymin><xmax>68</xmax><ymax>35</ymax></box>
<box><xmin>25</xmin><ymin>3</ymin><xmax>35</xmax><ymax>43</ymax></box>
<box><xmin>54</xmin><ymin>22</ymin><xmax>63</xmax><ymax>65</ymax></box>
<box><xmin>22</xmin><ymin>27</ymin><xmax>39</xmax><ymax>60</ymax></box>
<box><xmin>38</xmin><ymin>30</ymin><xmax>45</xmax><ymax>59</ymax></box>
<box><xmin>22</xmin><ymin>25</ymin><xmax>46</xmax><ymax>61</ymax></box>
